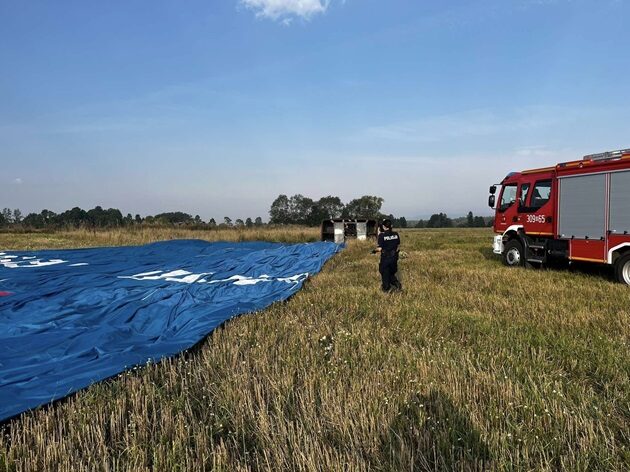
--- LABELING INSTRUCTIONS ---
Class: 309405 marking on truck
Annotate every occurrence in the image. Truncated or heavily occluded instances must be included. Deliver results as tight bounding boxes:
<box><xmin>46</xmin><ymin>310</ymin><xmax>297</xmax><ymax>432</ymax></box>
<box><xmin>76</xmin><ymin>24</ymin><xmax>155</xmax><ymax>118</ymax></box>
<box><xmin>526</xmin><ymin>215</ymin><xmax>546</xmax><ymax>224</ymax></box>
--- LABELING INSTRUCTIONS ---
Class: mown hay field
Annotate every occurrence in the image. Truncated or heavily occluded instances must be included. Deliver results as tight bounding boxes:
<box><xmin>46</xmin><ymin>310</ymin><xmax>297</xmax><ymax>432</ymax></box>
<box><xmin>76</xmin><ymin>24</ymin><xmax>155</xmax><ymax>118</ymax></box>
<box><xmin>1</xmin><ymin>227</ymin><xmax>628</xmax><ymax>471</ymax></box>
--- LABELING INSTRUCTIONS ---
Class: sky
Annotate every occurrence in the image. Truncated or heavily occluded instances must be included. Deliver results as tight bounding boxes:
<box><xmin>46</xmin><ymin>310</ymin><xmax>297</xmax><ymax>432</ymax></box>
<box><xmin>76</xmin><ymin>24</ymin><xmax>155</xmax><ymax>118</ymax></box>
<box><xmin>1</xmin><ymin>0</ymin><xmax>630</xmax><ymax>220</ymax></box>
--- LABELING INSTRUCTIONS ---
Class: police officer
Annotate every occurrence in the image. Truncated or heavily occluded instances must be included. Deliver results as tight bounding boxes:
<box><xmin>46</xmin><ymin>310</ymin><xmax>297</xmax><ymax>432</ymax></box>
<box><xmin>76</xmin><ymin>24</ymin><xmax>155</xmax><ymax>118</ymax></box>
<box><xmin>374</xmin><ymin>219</ymin><xmax>402</xmax><ymax>292</ymax></box>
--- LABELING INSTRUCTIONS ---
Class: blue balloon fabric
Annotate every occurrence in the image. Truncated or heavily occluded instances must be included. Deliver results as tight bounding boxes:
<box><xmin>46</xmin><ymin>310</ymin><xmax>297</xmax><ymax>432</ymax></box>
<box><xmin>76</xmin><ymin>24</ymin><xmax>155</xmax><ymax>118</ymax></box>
<box><xmin>0</xmin><ymin>239</ymin><xmax>341</xmax><ymax>421</ymax></box>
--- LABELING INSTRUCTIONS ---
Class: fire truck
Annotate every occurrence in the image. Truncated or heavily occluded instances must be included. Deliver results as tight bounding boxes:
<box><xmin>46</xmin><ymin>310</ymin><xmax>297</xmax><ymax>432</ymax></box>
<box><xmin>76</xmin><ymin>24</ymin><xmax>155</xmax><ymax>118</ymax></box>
<box><xmin>489</xmin><ymin>148</ymin><xmax>630</xmax><ymax>285</ymax></box>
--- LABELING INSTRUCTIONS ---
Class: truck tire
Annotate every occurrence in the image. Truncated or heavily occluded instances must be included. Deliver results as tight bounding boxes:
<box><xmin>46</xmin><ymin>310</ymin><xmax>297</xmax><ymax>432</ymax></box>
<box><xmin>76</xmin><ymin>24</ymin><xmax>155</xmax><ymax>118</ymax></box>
<box><xmin>614</xmin><ymin>253</ymin><xmax>630</xmax><ymax>285</ymax></box>
<box><xmin>503</xmin><ymin>239</ymin><xmax>525</xmax><ymax>267</ymax></box>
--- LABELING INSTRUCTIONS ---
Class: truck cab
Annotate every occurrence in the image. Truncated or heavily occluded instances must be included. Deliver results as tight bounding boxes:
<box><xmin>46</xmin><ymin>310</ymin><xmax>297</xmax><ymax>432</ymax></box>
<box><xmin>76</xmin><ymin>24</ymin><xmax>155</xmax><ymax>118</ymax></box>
<box><xmin>494</xmin><ymin>169</ymin><xmax>555</xmax><ymax>238</ymax></box>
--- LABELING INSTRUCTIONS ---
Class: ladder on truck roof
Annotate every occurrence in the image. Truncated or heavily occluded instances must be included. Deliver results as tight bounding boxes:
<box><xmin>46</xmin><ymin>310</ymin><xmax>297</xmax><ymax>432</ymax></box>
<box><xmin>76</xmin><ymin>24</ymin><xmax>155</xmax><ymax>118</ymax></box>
<box><xmin>583</xmin><ymin>148</ymin><xmax>630</xmax><ymax>161</ymax></box>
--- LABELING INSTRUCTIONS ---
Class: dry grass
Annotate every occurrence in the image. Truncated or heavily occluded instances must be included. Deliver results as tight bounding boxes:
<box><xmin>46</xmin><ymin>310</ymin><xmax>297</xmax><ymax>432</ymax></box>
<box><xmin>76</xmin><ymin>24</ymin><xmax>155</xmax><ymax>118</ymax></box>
<box><xmin>1</xmin><ymin>227</ymin><xmax>628</xmax><ymax>471</ymax></box>
<box><xmin>0</xmin><ymin>226</ymin><xmax>319</xmax><ymax>250</ymax></box>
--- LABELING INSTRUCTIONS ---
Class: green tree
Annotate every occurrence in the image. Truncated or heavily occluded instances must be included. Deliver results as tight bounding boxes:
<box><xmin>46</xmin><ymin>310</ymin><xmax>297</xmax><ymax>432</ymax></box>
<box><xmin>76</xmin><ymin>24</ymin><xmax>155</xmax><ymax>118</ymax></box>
<box><xmin>153</xmin><ymin>212</ymin><xmax>193</xmax><ymax>225</ymax></box>
<box><xmin>235</xmin><ymin>218</ymin><xmax>244</xmax><ymax>227</ymax></box>
<box><xmin>473</xmin><ymin>216</ymin><xmax>486</xmax><ymax>227</ymax></box>
<box><xmin>316</xmin><ymin>196</ymin><xmax>344</xmax><ymax>219</ymax></box>
<box><xmin>58</xmin><ymin>207</ymin><xmax>89</xmax><ymax>227</ymax></box>
<box><xmin>22</xmin><ymin>213</ymin><xmax>44</xmax><ymax>228</ymax></box>
<box><xmin>85</xmin><ymin>206</ymin><xmax>124</xmax><ymax>227</ymax></box>
<box><xmin>86</xmin><ymin>206</ymin><xmax>104</xmax><ymax>227</ymax></box>
<box><xmin>245</xmin><ymin>217</ymin><xmax>253</xmax><ymax>228</ymax></box>
<box><xmin>13</xmin><ymin>209</ymin><xmax>22</xmax><ymax>224</ymax></box>
<box><xmin>467</xmin><ymin>211</ymin><xmax>474</xmax><ymax>228</ymax></box>
<box><xmin>343</xmin><ymin>196</ymin><xmax>384</xmax><ymax>219</ymax></box>
<box><xmin>41</xmin><ymin>209</ymin><xmax>57</xmax><ymax>226</ymax></box>
<box><xmin>289</xmin><ymin>194</ymin><xmax>314</xmax><ymax>225</ymax></box>
<box><xmin>269</xmin><ymin>195</ymin><xmax>291</xmax><ymax>224</ymax></box>
<box><xmin>387</xmin><ymin>215</ymin><xmax>408</xmax><ymax>228</ymax></box>
<box><xmin>105</xmin><ymin>208</ymin><xmax>124</xmax><ymax>227</ymax></box>
<box><xmin>254</xmin><ymin>217</ymin><xmax>263</xmax><ymax>226</ymax></box>
<box><xmin>1</xmin><ymin>208</ymin><xmax>12</xmax><ymax>224</ymax></box>
<box><xmin>208</xmin><ymin>218</ymin><xmax>217</xmax><ymax>228</ymax></box>
<box><xmin>224</xmin><ymin>217</ymin><xmax>232</xmax><ymax>227</ymax></box>
<box><xmin>308</xmin><ymin>204</ymin><xmax>329</xmax><ymax>226</ymax></box>
<box><xmin>269</xmin><ymin>194</ymin><xmax>317</xmax><ymax>225</ymax></box>
<box><xmin>427</xmin><ymin>213</ymin><xmax>453</xmax><ymax>228</ymax></box>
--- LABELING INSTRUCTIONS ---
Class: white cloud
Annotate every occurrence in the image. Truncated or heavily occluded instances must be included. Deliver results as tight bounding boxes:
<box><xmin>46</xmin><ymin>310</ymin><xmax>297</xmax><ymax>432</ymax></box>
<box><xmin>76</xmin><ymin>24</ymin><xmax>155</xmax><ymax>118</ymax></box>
<box><xmin>13</xmin><ymin>178</ymin><xmax>23</xmax><ymax>185</ymax></box>
<box><xmin>240</xmin><ymin>0</ymin><xmax>331</xmax><ymax>22</ymax></box>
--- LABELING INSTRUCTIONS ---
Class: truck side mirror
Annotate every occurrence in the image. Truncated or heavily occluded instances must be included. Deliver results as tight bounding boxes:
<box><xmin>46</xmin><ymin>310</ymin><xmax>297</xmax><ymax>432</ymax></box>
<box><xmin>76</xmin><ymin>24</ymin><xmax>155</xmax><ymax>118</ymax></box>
<box><xmin>489</xmin><ymin>185</ymin><xmax>497</xmax><ymax>195</ymax></box>
<box><xmin>488</xmin><ymin>195</ymin><xmax>496</xmax><ymax>208</ymax></box>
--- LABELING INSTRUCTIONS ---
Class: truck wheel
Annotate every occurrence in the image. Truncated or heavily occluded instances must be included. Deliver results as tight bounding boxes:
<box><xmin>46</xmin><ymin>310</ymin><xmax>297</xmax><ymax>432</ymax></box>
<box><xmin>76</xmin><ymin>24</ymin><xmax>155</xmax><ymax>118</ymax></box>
<box><xmin>614</xmin><ymin>253</ymin><xmax>630</xmax><ymax>285</ymax></box>
<box><xmin>503</xmin><ymin>239</ymin><xmax>525</xmax><ymax>267</ymax></box>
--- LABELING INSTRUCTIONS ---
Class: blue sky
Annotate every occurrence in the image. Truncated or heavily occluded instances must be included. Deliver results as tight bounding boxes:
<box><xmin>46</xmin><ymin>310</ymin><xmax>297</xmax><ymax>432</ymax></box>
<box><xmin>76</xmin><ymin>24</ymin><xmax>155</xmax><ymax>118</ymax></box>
<box><xmin>1</xmin><ymin>0</ymin><xmax>629</xmax><ymax>220</ymax></box>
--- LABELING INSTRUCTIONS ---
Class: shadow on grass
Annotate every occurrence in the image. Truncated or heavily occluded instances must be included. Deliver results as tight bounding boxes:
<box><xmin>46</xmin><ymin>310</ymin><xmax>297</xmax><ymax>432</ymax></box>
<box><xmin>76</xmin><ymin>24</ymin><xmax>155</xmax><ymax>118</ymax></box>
<box><xmin>564</xmin><ymin>261</ymin><xmax>616</xmax><ymax>282</ymax></box>
<box><xmin>478</xmin><ymin>247</ymin><xmax>496</xmax><ymax>261</ymax></box>
<box><xmin>380</xmin><ymin>389</ymin><xmax>490</xmax><ymax>471</ymax></box>
<box><xmin>478</xmin><ymin>248</ymin><xmax>618</xmax><ymax>283</ymax></box>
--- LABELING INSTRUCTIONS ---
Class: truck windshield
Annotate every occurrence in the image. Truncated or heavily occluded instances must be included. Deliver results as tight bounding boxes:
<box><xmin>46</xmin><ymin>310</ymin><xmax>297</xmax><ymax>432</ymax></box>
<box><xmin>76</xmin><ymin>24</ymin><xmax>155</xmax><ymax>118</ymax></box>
<box><xmin>499</xmin><ymin>184</ymin><xmax>517</xmax><ymax>211</ymax></box>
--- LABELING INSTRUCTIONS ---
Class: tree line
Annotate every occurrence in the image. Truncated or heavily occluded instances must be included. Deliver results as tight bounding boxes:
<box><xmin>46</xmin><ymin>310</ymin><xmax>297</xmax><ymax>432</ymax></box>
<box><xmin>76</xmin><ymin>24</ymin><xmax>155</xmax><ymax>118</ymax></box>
<box><xmin>0</xmin><ymin>207</ymin><xmax>265</xmax><ymax>230</ymax></box>
<box><xmin>267</xmin><ymin>194</ymin><xmax>493</xmax><ymax>228</ymax></box>
<box><xmin>414</xmin><ymin>211</ymin><xmax>493</xmax><ymax>228</ymax></box>
<box><xmin>0</xmin><ymin>202</ymin><xmax>492</xmax><ymax>230</ymax></box>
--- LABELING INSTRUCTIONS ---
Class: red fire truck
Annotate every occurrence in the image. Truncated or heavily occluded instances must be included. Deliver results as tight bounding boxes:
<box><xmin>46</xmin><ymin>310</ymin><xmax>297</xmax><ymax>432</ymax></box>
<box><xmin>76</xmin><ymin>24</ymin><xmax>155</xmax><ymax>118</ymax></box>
<box><xmin>489</xmin><ymin>148</ymin><xmax>630</xmax><ymax>284</ymax></box>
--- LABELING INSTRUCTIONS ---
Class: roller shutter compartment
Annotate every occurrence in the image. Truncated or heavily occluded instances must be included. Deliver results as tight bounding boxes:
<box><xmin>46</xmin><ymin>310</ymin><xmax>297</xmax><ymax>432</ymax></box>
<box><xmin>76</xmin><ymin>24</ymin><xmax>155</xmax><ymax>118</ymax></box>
<box><xmin>558</xmin><ymin>174</ymin><xmax>606</xmax><ymax>239</ymax></box>
<box><xmin>610</xmin><ymin>171</ymin><xmax>630</xmax><ymax>234</ymax></box>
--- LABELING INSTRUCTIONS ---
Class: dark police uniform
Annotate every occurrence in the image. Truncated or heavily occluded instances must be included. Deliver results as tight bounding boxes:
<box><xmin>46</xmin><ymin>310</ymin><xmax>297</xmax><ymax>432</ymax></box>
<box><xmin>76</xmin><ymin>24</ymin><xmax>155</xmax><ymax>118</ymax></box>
<box><xmin>377</xmin><ymin>229</ymin><xmax>401</xmax><ymax>292</ymax></box>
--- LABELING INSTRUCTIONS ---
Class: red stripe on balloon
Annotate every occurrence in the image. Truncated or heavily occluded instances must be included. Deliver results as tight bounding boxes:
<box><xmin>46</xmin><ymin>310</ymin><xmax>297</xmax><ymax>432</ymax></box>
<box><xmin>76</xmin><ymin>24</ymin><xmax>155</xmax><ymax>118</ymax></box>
<box><xmin>0</xmin><ymin>291</ymin><xmax>12</xmax><ymax>297</ymax></box>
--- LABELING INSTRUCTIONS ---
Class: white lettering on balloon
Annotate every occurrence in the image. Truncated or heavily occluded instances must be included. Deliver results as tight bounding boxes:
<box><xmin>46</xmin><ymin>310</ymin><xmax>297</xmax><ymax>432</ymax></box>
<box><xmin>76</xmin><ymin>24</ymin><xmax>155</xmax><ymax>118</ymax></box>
<box><xmin>118</xmin><ymin>270</ymin><xmax>309</xmax><ymax>286</ymax></box>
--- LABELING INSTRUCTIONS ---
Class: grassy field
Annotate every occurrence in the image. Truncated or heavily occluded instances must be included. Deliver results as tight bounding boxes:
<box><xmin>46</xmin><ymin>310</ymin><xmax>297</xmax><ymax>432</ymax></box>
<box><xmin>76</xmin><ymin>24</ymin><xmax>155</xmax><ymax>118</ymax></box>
<box><xmin>0</xmin><ymin>227</ymin><xmax>628</xmax><ymax>471</ymax></box>
<box><xmin>0</xmin><ymin>226</ymin><xmax>320</xmax><ymax>249</ymax></box>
